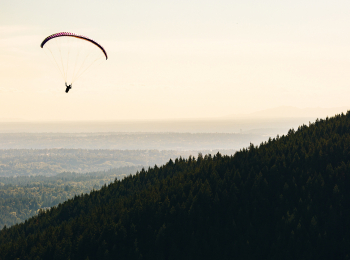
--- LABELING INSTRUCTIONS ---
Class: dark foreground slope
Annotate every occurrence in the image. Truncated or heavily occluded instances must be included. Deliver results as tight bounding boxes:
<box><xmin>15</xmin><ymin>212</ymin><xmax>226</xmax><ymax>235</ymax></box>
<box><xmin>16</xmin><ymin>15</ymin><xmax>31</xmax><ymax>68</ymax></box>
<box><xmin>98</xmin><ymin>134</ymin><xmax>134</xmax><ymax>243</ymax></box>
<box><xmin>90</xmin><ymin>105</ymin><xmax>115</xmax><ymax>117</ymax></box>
<box><xmin>0</xmin><ymin>114</ymin><xmax>350</xmax><ymax>260</ymax></box>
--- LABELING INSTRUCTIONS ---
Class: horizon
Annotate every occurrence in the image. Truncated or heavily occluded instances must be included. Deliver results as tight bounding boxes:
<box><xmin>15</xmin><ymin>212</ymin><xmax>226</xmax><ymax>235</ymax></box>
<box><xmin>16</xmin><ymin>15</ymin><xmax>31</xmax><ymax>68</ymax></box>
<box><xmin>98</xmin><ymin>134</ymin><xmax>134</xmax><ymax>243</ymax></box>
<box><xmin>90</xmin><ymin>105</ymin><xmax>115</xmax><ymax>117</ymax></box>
<box><xmin>0</xmin><ymin>105</ymin><xmax>348</xmax><ymax>134</ymax></box>
<box><xmin>0</xmin><ymin>105</ymin><xmax>348</xmax><ymax>123</ymax></box>
<box><xmin>0</xmin><ymin>115</ymin><xmax>337</xmax><ymax>135</ymax></box>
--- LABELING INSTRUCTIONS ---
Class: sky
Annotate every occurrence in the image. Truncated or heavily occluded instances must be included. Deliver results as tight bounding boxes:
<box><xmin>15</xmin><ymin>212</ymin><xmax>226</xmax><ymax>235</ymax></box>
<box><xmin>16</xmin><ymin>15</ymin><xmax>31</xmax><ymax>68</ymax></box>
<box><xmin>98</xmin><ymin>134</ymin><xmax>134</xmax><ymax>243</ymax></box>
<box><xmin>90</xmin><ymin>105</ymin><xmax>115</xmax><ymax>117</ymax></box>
<box><xmin>1</xmin><ymin>0</ymin><xmax>350</xmax><ymax>121</ymax></box>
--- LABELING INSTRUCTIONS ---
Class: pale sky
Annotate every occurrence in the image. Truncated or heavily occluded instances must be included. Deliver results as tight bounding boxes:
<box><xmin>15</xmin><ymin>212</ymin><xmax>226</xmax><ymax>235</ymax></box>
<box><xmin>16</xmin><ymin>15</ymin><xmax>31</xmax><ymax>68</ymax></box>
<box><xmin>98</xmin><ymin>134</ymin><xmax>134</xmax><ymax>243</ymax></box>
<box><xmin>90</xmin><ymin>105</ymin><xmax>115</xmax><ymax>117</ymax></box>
<box><xmin>1</xmin><ymin>0</ymin><xmax>350</xmax><ymax>121</ymax></box>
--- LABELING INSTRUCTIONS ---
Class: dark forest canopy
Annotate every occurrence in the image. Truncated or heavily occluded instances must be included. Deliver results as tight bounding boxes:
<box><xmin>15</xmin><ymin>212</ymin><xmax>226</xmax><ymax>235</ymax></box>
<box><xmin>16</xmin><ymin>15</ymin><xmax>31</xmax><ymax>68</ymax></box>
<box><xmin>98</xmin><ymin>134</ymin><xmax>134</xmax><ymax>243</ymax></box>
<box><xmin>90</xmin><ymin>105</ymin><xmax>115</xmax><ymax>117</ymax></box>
<box><xmin>0</xmin><ymin>113</ymin><xmax>350</xmax><ymax>259</ymax></box>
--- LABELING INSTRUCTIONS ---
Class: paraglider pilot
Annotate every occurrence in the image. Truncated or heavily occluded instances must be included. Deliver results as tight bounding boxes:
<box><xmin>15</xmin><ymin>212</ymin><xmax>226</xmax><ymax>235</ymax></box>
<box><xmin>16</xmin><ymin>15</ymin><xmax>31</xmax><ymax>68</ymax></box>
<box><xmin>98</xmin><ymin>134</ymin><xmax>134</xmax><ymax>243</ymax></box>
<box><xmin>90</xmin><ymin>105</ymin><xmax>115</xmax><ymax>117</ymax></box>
<box><xmin>65</xmin><ymin>82</ymin><xmax>72</xmax><ymax>93</ymax></box>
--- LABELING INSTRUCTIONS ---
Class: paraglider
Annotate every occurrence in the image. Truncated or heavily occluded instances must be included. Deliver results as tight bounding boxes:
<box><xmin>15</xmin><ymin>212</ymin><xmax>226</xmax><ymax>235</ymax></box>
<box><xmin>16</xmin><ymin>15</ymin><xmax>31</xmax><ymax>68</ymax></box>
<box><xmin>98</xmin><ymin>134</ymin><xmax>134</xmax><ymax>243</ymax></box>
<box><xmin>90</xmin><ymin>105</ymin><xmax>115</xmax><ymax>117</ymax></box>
<box><xmin>40</xmin><ymin>32</ymin><xmax>107</xmax><ymax>93</ymax></box>
<box><xmin>65</xmin><ymin>82</ymin><xmax>72</xmax><ymax>93</ymax></box>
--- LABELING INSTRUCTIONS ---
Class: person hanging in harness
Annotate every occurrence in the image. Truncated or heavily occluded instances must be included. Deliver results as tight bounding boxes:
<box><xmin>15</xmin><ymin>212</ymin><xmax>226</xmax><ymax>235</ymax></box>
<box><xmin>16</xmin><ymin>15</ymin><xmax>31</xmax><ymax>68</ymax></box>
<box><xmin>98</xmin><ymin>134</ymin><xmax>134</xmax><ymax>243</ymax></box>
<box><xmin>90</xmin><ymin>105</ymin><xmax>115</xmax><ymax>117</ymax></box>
<box><xmin>65</xmin><ymin>82</ymin><xmax>72</xmax><ymax>93</ymax></box>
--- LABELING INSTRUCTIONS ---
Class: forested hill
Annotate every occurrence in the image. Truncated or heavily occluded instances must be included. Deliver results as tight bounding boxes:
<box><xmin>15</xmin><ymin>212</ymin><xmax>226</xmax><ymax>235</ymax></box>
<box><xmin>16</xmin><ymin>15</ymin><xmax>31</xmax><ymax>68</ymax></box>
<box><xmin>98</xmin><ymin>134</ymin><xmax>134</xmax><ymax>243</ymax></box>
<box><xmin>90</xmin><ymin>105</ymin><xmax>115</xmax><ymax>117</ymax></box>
<box><xmin>0</xmin><ymin>113</ymin><xmax>350</xmax><ymax>260</ymax></box>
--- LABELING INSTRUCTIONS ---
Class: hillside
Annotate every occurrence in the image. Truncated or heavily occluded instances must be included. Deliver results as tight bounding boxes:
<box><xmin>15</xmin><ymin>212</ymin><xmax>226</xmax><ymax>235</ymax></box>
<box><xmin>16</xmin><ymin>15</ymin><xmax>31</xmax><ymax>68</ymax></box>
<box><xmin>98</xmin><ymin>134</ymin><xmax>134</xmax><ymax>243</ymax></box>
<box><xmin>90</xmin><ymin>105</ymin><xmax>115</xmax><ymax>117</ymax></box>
<box><xmin>0</xmin><ymin>113</ymin><xmax>350</xmax><ymax>259</ymax></box>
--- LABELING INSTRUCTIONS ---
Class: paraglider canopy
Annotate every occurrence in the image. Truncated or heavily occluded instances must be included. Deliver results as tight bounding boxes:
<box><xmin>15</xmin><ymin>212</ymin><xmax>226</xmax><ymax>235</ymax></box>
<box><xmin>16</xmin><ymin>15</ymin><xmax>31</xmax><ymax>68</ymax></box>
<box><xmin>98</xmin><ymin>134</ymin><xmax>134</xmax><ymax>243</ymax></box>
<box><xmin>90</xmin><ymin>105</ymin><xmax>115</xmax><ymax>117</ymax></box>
<box><xmin>40</xmin><ymin>32</ymin><xmax>108</xmax><ymax>60</ymax></box>
<box><xmin>40</xmin><ymin>32</ymin><xmax>107</xmax><ymax>86</ymax></box>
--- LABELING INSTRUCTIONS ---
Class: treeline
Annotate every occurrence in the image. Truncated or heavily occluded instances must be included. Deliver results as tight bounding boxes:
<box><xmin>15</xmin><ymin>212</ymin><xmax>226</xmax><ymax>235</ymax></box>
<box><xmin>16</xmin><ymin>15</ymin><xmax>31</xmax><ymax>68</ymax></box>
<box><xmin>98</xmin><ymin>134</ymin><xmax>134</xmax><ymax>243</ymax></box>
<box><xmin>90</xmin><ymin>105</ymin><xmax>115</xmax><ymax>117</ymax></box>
<box><xmin>0</xmin><ymin>149</ymin><xmax>235</xmax><ymax>176</ymax></box>
<box><xmin>0</xmin><ymin>113</ymin><xmax>350</xmax><ymax>259</ymax></box>
<box><xmin>0</xmin><ymin>166</ymin><xmax>140</xmax><ymax>229</ymax></box>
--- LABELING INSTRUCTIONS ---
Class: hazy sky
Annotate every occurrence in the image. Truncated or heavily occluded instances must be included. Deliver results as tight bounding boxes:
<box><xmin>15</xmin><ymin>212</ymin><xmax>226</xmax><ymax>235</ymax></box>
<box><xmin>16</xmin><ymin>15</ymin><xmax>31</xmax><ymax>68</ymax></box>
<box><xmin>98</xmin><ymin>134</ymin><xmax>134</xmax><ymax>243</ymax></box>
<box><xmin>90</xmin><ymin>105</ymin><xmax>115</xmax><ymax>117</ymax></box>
<box><xmin>1</xmin><ymin>0</ymin><xmax>350</xmax><ymax>121</ymax></box>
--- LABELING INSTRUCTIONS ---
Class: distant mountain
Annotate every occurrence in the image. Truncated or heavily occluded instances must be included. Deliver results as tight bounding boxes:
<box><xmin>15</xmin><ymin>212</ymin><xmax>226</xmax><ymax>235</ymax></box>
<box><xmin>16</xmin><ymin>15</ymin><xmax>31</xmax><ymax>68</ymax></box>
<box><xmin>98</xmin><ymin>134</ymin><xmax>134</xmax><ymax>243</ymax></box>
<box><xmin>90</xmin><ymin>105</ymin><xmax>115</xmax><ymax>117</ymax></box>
<box><xmin>226</xmin><ymin>106</ymin><xmax>349</xmax><ymax>119</ymax></box>
<box><xmin>0</xmin><ymin>113</ymin><xmax>349</xmax><ymax>259</ymax></box>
